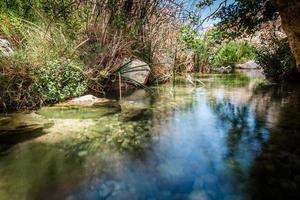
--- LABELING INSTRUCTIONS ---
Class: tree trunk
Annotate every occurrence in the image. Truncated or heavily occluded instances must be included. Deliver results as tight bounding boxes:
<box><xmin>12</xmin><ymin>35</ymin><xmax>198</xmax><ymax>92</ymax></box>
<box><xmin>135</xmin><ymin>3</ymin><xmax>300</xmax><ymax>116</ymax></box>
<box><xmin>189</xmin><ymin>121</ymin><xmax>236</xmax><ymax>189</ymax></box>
<box><xmin>271</xmin><ymin>0</ymin><xmax>300</xmax><ymax>72</ymax></box>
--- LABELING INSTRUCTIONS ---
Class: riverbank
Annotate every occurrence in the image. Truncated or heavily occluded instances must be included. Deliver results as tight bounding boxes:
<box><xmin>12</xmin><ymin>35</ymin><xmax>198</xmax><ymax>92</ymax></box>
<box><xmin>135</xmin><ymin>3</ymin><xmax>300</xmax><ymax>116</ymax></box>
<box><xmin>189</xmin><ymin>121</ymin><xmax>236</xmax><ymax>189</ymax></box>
<box><xmin>1</xmin><ymin>1</ymin><xmax>268</xmax><ymax>112</ymax></box>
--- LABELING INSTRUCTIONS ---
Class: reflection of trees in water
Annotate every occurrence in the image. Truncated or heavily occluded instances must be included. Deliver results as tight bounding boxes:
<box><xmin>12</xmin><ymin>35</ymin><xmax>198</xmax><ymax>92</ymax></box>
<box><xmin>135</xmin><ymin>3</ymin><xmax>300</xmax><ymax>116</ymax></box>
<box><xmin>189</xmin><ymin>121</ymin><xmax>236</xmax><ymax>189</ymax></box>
<box><xmin>149</xmin><ymin>86</ymin><xmax>196</xmax><ymax>135</ymax></box>
<box><xmin>210</xmin><ymin>98</ymin><xmax>268</xmax><ymax>181</ymax></box>
<box><xmin>207</xmin><ymin>82</ymin><xmax>285</xmax><ymax>189</ymax></box>
<box><xmin>250</xmin><ymin>84</ymin><xmax>300</xmax><ymax>200</ymax></box>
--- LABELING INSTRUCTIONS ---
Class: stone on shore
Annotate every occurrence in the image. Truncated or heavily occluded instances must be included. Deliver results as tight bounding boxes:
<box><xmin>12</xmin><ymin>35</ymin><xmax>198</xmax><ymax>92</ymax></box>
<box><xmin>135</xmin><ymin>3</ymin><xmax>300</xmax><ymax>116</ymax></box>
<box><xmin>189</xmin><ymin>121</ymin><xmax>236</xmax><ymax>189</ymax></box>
<box><xmin>0</xmin><ymin>38</ymin><xmax>13</xmax><ymax>56</ymax></box>
<box><xmin>236</xmin><ymin>60</ymin><xmax>260</xmax><ymax>69</ymax></box>
<box><xmin>122</xmin><ymin>59</ymin><xmax>150</xmax><ymax>85</ymax></box>
<box><xmin>0</xmin><ymin>113</ymin><xmax>52</xmax><ymax>144</ymax></box>
<box><xmin>63</xmin><ymin>95</ymin><xmax>112</xmax><ymax>107</ymax></box>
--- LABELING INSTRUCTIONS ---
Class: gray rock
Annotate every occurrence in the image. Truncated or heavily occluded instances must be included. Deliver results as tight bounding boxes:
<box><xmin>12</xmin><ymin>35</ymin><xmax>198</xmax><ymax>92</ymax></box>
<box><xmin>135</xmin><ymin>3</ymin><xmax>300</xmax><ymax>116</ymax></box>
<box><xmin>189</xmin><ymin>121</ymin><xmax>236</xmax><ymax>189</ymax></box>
<box><xmin>119</xmin><ymin>108</ymin><xmax>150</xmax><ymax>122</ymax></box>
<box><xmin>99</xmin><ymin>182</ymin><xmax>114</xmax><ymax>198</ymax></box>
<box><xmin>0</xmin><ymin>38</ymin><xmax>13</xmax><ymax>56</ymax></box>
<box><xmin>124</xmin><ymin>89</ymin><xmax>147</xmax><ymax>101</ymax></box>
<box><xmin>122</xmin><ymin>59</ymin><xmax>150</xmax><ymax>85</ymax></box>
<box><xmin>188</xmin><ymin>190</ymin><xmax>208</xmax><ymax>200</ymax></box>
<box><xmin>64</xmin><ymin>95</ymin><xmax>112</xmax><ymax>107</ymax></box>
<box><xmin>37</xmin><ymin>103</ymin><xmax>121</xmax><ymax>119</ymax></box>
<box><xmin>236</xmin><ymin>60</ymin><xmax>260</xmax><ymax>69</ymax></box>
<box><xmin>0</xmin><ymin>117</ymin><xmax>12</xmax><ymax>126</ymax></box>
<box><xmin>212</xmin><ymin>66</ymin><xmax>232</xmax><ymax>73</ymax></box>
<box><xmin>0</xmin><ymin>113</ymin><xmax>52</xmax><ymax>144</ymax></box>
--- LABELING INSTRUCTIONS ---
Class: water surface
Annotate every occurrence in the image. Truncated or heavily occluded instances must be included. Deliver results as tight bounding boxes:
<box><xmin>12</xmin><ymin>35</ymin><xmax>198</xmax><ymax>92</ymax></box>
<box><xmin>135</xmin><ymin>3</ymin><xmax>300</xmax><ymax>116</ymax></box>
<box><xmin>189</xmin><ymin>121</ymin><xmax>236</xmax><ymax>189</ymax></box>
<box><xmin>1</xmin><ymin>72</ymin><xmax>299</xmax><ymax>200</ymax></box>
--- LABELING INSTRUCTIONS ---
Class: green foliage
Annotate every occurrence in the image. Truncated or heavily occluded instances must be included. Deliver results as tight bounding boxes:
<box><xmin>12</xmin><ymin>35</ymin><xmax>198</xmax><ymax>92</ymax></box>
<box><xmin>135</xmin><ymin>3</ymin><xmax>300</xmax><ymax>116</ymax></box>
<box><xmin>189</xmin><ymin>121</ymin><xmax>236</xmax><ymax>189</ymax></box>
<box><xmin>107</xmin><ymin>120</ymin><xmax>151</xmax><ymax>151</ymax></box>
<box><xmin>0</xmin><ymin>13</ymin><xmax>78</xmax><ymax>65</ymax></box>
<box><xmin>179</xmin><ymin>26</ymin><xmax>214</xmax><ymax>72</ymax></box>
<box><xmin>41</xmin><ymin>0</ymin><xmax>84</xmax><ymax>39</ymax></box>
<box><xmin>204</xmin><ymin>28</ymin><xmax>224</xmax><ymax>45</ymax></box>
<box><xmin>179</xmin><ymin>26</ymin><xmax>203</xmax><ymax>52</ymax></box>
<box><xmin>0</xmin><ymin>16</ymin><xmax>87</xmax><ymax>110</ymax></box>
<box><xmin>0</xmin><ymin>54</ymin><xmax>87</xmax><ymax>110</ymax></box>
<box><xmin>0</xmin><ymin>13</ymin><xmax>27</xmax><ymax>39</ymax></box>
<box><xmin>32</xmin><ymin>59</ymin><xmax>87</xmax><ymax>102</ymax></box>
<box><xmin>0</xmin><ymin>0</ymin><xmax>84</xmax><ymax>40</ymax></box>
<box><xmin>256</xmin><ymin>38</ymin><xmax>298</xmax><ymax>81</ymax></box>
<box><xmin>0</xmin><ymin>0</ymin><xmax>42</xmax><ymax>20</ymax></box>
<box><xmin>195</xmin><ymin>0</ymin><xmax>278</xmax><ymax>39</ymax></box>
<box><xmin>212</xmin><ymin>42</ymin><xmax>256</xmax><ymax>67</ymax></box>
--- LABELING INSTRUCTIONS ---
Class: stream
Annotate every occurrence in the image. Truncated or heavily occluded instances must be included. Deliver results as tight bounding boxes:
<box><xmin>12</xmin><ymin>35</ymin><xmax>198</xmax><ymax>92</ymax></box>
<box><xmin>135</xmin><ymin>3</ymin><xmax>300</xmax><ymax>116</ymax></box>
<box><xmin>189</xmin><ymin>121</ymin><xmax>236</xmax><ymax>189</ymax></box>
<box><xmin>1</xmin><ymin>71</ymin><xmax>300</xmax><ymax>200</ymax></box>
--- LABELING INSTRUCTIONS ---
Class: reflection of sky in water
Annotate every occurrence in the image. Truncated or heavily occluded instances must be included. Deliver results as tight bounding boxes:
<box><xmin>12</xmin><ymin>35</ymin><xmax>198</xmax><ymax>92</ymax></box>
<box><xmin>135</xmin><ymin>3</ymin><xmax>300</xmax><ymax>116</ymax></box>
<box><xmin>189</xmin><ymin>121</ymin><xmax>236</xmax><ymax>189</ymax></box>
<box><xmin>0</xmin><ymin>74</ymin><xmax>281</xmax><ymax>200</ymax></box>
<box><xmin>72</xmin><ymin>77</ymin><xmax>272</xmax><ymax>200</ymax></box>
<box><xmin>145</xmin><ymin>87</ymin><xmax>267</xmax><ymax>199</ymax></box>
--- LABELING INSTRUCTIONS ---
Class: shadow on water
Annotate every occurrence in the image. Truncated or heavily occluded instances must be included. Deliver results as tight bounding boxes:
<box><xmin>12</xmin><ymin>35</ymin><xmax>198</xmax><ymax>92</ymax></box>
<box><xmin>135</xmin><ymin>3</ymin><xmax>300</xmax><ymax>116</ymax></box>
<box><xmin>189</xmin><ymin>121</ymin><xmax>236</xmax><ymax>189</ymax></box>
<box><xmin>0</xmin><ymin>71</ymin><xmax>300</xmax><ymax>199</ymax></box>
<box><xmin>0</xmin><ymin>113</ymin><xmax>53</xmax><ymax>154</ymax></box>
<box><xmin>249</xmin><ymin>84</ymin><xmax>300</xmax><ymax>200</ymax></box>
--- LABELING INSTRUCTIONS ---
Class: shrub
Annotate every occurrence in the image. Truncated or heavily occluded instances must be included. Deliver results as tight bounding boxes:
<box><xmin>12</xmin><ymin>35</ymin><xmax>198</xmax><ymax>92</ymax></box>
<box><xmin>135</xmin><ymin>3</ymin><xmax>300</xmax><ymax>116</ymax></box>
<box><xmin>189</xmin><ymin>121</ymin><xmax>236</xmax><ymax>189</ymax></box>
<box><xmin>0</xmin><ymin>17</ymin><xmax>87</xmax><ymax>110</ymax></box>
<box><xmin>178</xmin><ymin>26</ymin><xmax>214</xmax><ymax>72</ymax></box>
<box><xmin>256</xmin><ymin>37</ymin><xmax>299</xmax><ymax>81</ymax></box>
<box><xmin>0</xmin><ymin>55</ymin><xmax>87</xmax><ymax>110</ymax></box>
<box><xmin>212</xmin><ymin>42</ymin><xmax>256</xmax><ymax>67</ymax></box>
<box><xmin>0</xmin><ymin>53</ymin><xmax>35</xmax><ymax>110</ymax></box>
<box><xmin>32</xmin><ymin>59</ymin><xmax>87</xmax><ymax>102</ymax></box>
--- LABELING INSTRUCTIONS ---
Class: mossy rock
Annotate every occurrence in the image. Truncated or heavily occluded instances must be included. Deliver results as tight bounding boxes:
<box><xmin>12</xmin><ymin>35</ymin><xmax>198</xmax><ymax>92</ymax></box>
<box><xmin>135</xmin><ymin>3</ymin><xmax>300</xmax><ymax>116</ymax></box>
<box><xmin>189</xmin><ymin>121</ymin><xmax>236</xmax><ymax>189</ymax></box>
<box><xmin>37</xmin><ymin>103</ymin><xmax>121</xmax><ymax>119</ymax></box>
<box><xmin>0</xmin><ymin>113</ymin><xmax>52</xmax><ymax>144</ymax></box>
<box><xmin>119</xmin><ymin>108</ymin><xmax>151</xmax><ymax>122</ymax></box>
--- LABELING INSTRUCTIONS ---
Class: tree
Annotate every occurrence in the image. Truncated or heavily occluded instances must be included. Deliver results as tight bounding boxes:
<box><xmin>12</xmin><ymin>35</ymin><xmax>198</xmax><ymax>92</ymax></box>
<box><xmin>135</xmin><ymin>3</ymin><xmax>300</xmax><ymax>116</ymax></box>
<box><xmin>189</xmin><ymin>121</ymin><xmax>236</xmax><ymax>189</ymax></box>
<box><xmin>196</xmin><ymin>0</ymin><xmax>300</xmax><ymax>72</ymax></box>
<box><xmin>194</xmin><ymin>0</ymin><xmax>276</xmax><ymax>37</ymax></box>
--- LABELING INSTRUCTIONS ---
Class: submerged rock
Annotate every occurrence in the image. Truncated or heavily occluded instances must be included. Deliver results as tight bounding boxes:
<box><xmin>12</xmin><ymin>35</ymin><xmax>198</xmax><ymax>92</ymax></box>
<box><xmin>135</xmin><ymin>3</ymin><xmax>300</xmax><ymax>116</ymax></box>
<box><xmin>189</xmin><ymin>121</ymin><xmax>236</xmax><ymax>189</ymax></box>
<box><xmin>39</xmin><ymin>95</ymin><xmax>121</xmax><ymax>119</ymax></box>
<box><xmin>189</xmin><ymin>191</ymin><xmax>209</xmax><ymax>200</ymax></box>
<box><xmin>98</xmin><ymin>182</ymin><xmax>115</xmax><ymax>198</ymax></box>
<box><xmin>119</xmin><ymin>108</ymin><xmax>150</xmax><ymax>122</ymax></box>
<box><xmin>0</xmin><ymin>117</ymin><xmax>12</xmax><ymax>126</ymax></box>
<box><xmin>0</xmin><ymin>113</ymin><xmax>52</xmax><ymax>144</ymax></box>
<box><xmin>37</xmin><ymin>104</ymin><xmax>121</xmax><ymax>119</ymax></box>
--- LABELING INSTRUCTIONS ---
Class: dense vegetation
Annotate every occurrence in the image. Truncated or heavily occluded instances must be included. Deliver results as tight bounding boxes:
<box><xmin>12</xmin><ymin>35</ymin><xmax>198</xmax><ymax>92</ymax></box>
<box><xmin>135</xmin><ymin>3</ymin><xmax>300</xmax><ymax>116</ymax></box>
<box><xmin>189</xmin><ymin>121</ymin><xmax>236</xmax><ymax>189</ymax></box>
<box><xmin>194</xmin><ymin>0</ymin><xmax>299</xmax><ymax>79</ymax></box>
<box><xmin>0</xmin><ymin>0</ymin><xmax>182</xmax><ymax>110</ymax></box>
<box><xmin>256</xmin><ymin>37</ymin><xmax>299</xmax><ymax>81</ymax></box>
<box><xmin>212</xmin><ymin>42</ymin><xmax>256</xmax><ymax>68</ymax></box>
<box><xmin>0</xmin><ymin>0</ymin><xmax>299</xmax><ymax>111</ymax></box>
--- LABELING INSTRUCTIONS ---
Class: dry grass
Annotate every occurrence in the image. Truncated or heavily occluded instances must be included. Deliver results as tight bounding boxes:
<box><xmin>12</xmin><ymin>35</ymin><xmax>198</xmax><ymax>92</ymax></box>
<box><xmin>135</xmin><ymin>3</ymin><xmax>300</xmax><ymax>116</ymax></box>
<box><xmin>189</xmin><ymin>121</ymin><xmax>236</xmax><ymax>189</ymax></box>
<box><xmin>0</xmin><ymin>0</ymin><xmax>195</xmax><ymax>111</ymax></box>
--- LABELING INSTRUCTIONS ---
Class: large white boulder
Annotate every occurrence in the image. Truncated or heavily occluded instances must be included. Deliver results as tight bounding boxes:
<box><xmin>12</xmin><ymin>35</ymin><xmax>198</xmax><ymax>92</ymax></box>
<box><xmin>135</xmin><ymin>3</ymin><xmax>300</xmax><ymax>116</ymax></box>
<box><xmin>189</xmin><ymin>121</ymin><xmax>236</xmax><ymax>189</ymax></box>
<box><xmin>64</xmin><ymin>95</ymin><xmax>111</xmax><ymax>107</ymax></box>
<box><xmin>122</xmin><ymin>59</ymin><xmax>150</xmax><ymax>85</ymax></box>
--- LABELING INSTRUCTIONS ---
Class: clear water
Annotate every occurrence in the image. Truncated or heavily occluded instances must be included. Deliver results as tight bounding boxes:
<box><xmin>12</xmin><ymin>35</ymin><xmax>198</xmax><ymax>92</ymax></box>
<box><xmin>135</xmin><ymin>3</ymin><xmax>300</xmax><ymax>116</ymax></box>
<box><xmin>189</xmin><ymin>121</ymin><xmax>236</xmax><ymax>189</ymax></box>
<box><xmin>1</xmin><ymin>72</ymin><xmax>300</xmax><ymax>200</ymax></box>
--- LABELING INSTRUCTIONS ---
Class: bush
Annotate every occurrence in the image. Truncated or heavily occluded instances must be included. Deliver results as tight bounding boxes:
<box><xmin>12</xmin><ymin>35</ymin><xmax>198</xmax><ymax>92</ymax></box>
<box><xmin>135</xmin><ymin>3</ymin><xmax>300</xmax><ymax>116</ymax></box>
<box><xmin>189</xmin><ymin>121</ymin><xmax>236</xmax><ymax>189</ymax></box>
<box><xmin>212</xmin><ymin>41</ymin><xmax>256</xmax><ymax>67</ymax></box>
<box><xmin>178</xmin><ymin>26</ymin><xmax>215</xmax><ymax>72</ymax></box>
<box><xmin>0</xmin><ymin>55</ymin><xmax>87</xmax><ymax>110</ymax></box>
<box><xmin>0</xmin><ymin>17</ymin><xmax>87</xmax><ymax>110</ymax></box>
<box><xmin>256</xmin><ymin>37</ymin><xmax>299</xmax><ymax>81</ymax></box>
<box><xmin>32</xmin><ymin>59</ymin><xmax>87</xmax><ymax>102</ymax></box>
<box><xmin>0</xmin><ymin>53</ymin><xmax>35</xmax><ymax>110</ymax></box>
